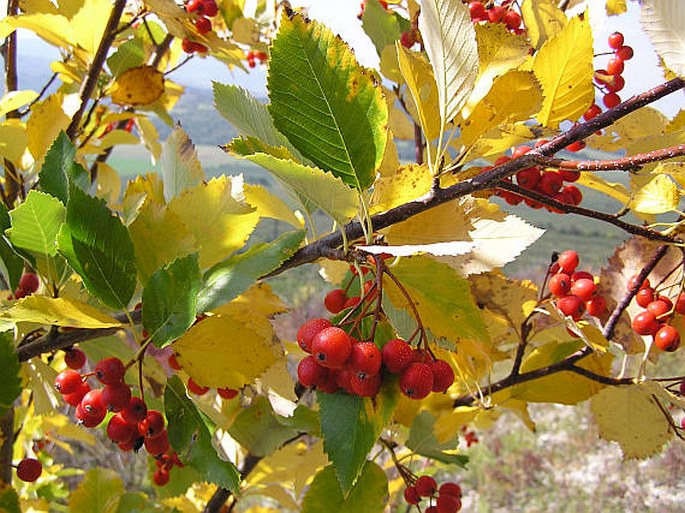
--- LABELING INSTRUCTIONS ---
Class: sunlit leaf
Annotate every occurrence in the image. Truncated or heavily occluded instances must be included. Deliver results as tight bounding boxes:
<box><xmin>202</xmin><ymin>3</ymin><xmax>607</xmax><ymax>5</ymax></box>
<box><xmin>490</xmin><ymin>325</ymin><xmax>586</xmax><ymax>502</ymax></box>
<box><xmin>8</xmin><ymin>190</ymin><xmax>65</xmax><ymax>256</ymax></box>
<box><xmin>0</xmin><ymin>204</ymin><xmax>24</xmax><ymax>291</ymax></box>
<box><xmin>2</xmin><ymin>296</ymin><xmax>123</xmax><ymax>328</ymax></box>
<box><xmin>244</xmin><ymin>183</ymin><xmax>303</xmax><ymax>229</ymax></box>
<box><xmin>160</xmin><ymin>125</ymin><xmax>205</xmax><ymax>202</ymax></box>
<box><xmin>361</xmin><ymin>0</ymin><xmax>402</xmax><ymax>57</ymax></box>
<box><xmin>27</xmin><ymin>94</ymin><xmax>70</xmax><ymax>163</ymax></box>
<box><xmin>641</xmin><ymin>0</ymin><xmax>685</xmax><ymax>77</ymax></box>
<box><xmin>521</xmin><ymin>0</ymin><xmax>567</xmax><ymax>50</ymax></box>
<box><xmin>70</xmin><ymin>0</ymin><xmax>111</xmax><ymax>56</ymax></box>
<box><xmin>0</xmin><ymin>90</ymin><xmax>37</xmax><ymax>118</ymax></box>
<box><xmin>228</xmin><ymin>397</ymin><xmax>298</xmax><ymax>457</ymax></box>
<box><xmin>68</xmin><ymin>468</ymin><xmax>123</xmax><ymax>513</ymax></box>
<box><xmin>630</xmin><ymin>173</ymin><xmax>679</xmax><ymax>214</ymax></box>
<box><xmin>407</xmin><ymin>411</ymin><xmax>468</xmax><ymax>466</ymax></box>
<box><xmin>39</xmin><ymin>131</ymin><xmax>89</xmax><ymax>204</ymax></box>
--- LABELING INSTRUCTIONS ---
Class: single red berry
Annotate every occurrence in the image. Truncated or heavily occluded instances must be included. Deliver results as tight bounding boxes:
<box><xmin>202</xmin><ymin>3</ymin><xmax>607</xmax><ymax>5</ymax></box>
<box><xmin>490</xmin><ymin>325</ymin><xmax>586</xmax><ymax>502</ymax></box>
<box><xmin>557</xmin><ymin>250</ymin><xmax>579</xmax><ymax>274</ymax></box>
<box><xmin>468</xmin><ymin>1</ymin><xmax>486</xmax><ymax>19</ymax></box>
<box><xmin>297</xmin><ymin>318</ymin><xmax>332</xmax><ymax>354</ymax></box>
<box><xmin>487</xmin><ymin>5</ymin><xmax>506</xmax><ymax>22</ymax></box>
<box><xmin>603</xmin><ymin>92</ymin><xmax>621</xmax><ymax>109</ymax></box>
<box><xmin>185</xmin><ymin>0</ymin><xmax>203</xmax><ymax>12</ymax></box>
<box><xmin>64</xmin><ymin>348</ymin><xmax>87</xmax><ymax>370</ymax></box>
<box><xmin>615</xmin><ymin>45</ymin><xmax>634</xmax><ymax>61</ymax></box>
<box><xmin>316</xmin><ymin>370</ymin><xmax>340</xmax><ymax>394</ymax></box>
<box><xmin>548</xmin><ymin>273</ymin><xmax>571</xmax><ymax>298</ymax></box>
<box><xmin>76</xmin><ymin>400</ymin><xmax>107</xmax><ymax>428</ymax></box>
<box><xmin>400</xmin><ymin>363</ymin><xmax>434</xmax><ymax>400</ymax></box>
<box><xmin>16</xmin><ymin>458</ymin><xmax>42</xmax><ymax>482</ymax></box>
<box><xmin>138</xmin><ymin>410</ymin><xmax>165</xmax><ymax>438</ymax></box>
<box><xmin>344</xmin><ymin>296</ymin><xmax>361</xmax><ymax>309</ymax></box>
<box><xmin>515</xmin><ymin>167</ymin><xmax>541</xmax><ymax>190</ymax></box>
<box><xmin>80</xmin><ymin>389</ymin><xmax>106</xmax><ymax>418</ymax></box>
<box><xmin>539</xmin><ymin>171</ymin><xmax>563</xmax><ymax>195</ymax></box>
<box><xmin>297</xmin><ymin>355</ymin><xmax>330</xmax><ymax>388</ymax></box>
<box><xmin>168</xmin><ymin>353</ymin><xmax>182</xmax><ymax>370</ymax></box>
<box><xmin>382</xmin><ymin>338</ymin><xmax>414</xmax><ymax>374</ymax></box>
<box><xmin>556</xmin><ymin>295</ymin><xmax>586</xmax><ymax>320</ymax></box>
<box><xmin>628</xmin><ymin>274</ymin><xmax>651</xmax><ymax>291</ymax></box>
<box><xmin>415</xmin><ymin>475</ymin><xmax>438</xmax><ymax>497</ymax></box>
<box><xmin>217</xmin><ymin>388</ymin><xmax>238</xmax><ymax>399</ymax></box>
<box><xmin>102</xmin><ymin>382</ymin><xmax>132</xmax><ymax>412</ymax></box>
<box><xmin>153</xmin><ymin>468</ymin><xmax>170</xmax><ymax>486</ymax></box>
<box><xmin>19</xmin><ymin>273</ymin><xmax>40</xmax><ymax>293</ymax></box>
<box><xmin>350</xmin><ymin>372</ymin><xmax>382</xmax><ymax>397</ymax></box>
<box><xmin>606</xmin><ymin>57</ymin><xmax>624</xmax><ymax>76</ymax></box>
<box><xmin>95</xmin><ymin>357</ymin><xmax>126</xmax><ymax>385</ymax></box>
<box><xmin>55</xmin><ymin>369</ymin><xmax>83</xmax><ymax>394</ymax></box>
<box><xmin>436</xmin><ymin>493</ymin><xmax>462</xmax><ymax>513</ymax></box>
<box><xmin>654</xmin><ymin>324</ymin><xmax>680</xmax><ymax>352</ymax></box>
<box><xmin>404</xmin><ymin>485</ymin><xmax>421</xmax><ymax>505</ymax></box>
<box><xmin>608</xmin><ymin>31</ymin><xmax>624</xmax><ymax>49</ymax></box>
<box><xmin>349</xmin><ymin>342</ymin><xmax>382</xmax><ymax>376</ymax></box>
<box><xmin>201</xmin><ymin>0</ymin><xmax>218</xmax><ymax>16</ymax></box>
<box><xmin>144</xmin><ymin>429</ymin><xmax>170</xmax><ymax>456</ymax></box>
<box><xmin>107</xmin><ymin>413</ymin><xmax>138</xmax><ymax>444</ymax></box>
<box><xmin>583</xmin><ymin>103</ymin><xmax>602</xmax><ymax>121</ymax></box>
<box><xmin>632</xmin><ymin>311</ymin><xmax>660</xmax><ymax>336</ymax></box>
<box><xmin>647</xmin><ymin>299</ymin><xmax>673</xmax><ymax>320</ymax></box>
<box><xmin>570</xmin><ymin>278</ymin><xmax>596</xmax><ymax>302</ymax></box>
<box><xmin>311</xmin><ymin>327</ymin><xmax>353</xmax><ymax>369</ymax></box>
<box><xmin>121</xmin><ymin>396</ymin><xmax>148</xmax><ymax>424</ymax></box>
<box><xmin>586</xmin><ymin>296</ymin><xmax>607</xmax><ymax>317</ymax></box>
<box><xmin>335</xmin><ymin>369</ymin><xmax>354</xmax><ymax>394</ymax></box>
<box><xmin>562</xmin><ymin>184</ymin><xmax>582</xmax><ymax>205</ymax></box>
<box><xmin>431</xmin><ymin>359</ymin><xmax>455</xmax><ymax>392</ymax></box>
<box><xmin>181</xmin><ymin>38</ymin><xmax>196</xmax><ymax>54</ymax></box>
<box><xmin>503</xmin><ymin>9</ymin><xmax>521</xmax><ymax>30</ymax></box>
<box><xmin>607</xmin><ymin>74</ymin><xmax>625</xmax><ymax>92</ymax></box>
<box><xmin>439</xmin><ymin>482</ymin><xmax>462</xmax><ymax>498</ymax></box>
<box><xmin>571</xmin><ymin>271</ymin><xmax>593</xmax><ymax>282</ymax></box>
<box><xmin>195</xmin><ymin>16</ymin><xmax>212</xmax><ymax>34</ymax></box>
<box><xmin>187</xmin><ymin>378</ymin><xmax>209</xmax><ymax>395</ymax></box>
<box><xmin>63</xmin><ymin>382</ymin><xmax>91</xmax><ymax>406</ymax></box>
<box><xmin>675</xmin><ymin>293</ymin><xmax>685</xmax><ymax>315</ymax></box>
<box><xmin>511</xmin><ymin>145</ymin><xmax>532</xmax><ymax>158</ymax></box>
<box><xmin>565</xmin><ymin>140</ymin><xmax>586</xmax><ymax>152</ymax></box>
<box><xmin>324</xmin><ymin>289</ymin><xmax>348</xmax><ymax>314</ymax></box>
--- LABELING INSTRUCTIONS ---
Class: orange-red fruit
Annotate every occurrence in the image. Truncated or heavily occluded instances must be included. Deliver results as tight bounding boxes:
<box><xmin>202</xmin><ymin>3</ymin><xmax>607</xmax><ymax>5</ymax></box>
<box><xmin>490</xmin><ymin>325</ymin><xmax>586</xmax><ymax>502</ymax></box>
<box><xmin>185</xmin><ymin>0</ymin><xmax>203</xmax><ymax>12</ymax></box>
<box><xmin>296</xmin><ymin>318</ymin><xmax>332</xmax><ymax>353</ymax></box>
<box><xmin>195</xmin><ymin>16</ymin><xmax>211</xmax><ymax>34</ymax></box>
<box><xmin>570</xmin><ymin>278</ymin><xmax>596</xmax><ymax>302</ymax></box>
<box><xmin>16</xmin><ymin>458</ymin><xmax>42</xmax><ymax>482</ymax></box>
<box><xmin>654</xmin><ymin>324</ymin><xmax>680</xmax><ymax>352</ymax></box>
<box><xmin>556</xmin><ymin>294</ymin><xmax>586</xmax><ymax>320</ymax></box>
<box><xmin>404</xmin><ymin>485</ymin><xmax>421</xmax><ymax>505</ymax></box>
<box><xmin>603</xmin><ymin>92</ymin><xmax>621</xmax><ymax>109</ymax></box>
<box><xmin>138</xmin><ymin>410</ymin><xmax>165</xmax><ymax>438</ymax></box>
<box><xmin>647</xmin><ymin>299</ymin><xmax>672</xmax><ymax>320</ymax></box>
<box><xmin>400</xmin><ymin>363</ymin><xmax>434</xmax><ymax>400</ymax></box>
<box><xmin>187</xmin><ymin>378</ymin><xmax>209</xmax><ymax>395</ymax></box>
<box><xmin>63</xmin><ymin>382</ymin><xmax>91</xmax><ymax>406</ymax></box>
<box><xmin>632</xmin><ymin>311</ymin><xmax>660</xmax><ymax>336</ymax></box>
<box><xmin>107</xmin><ymin>413</ymin><xmax>138</xmax><ymax>444</ymax></box>
<box><xmin>95</xmin><ymin>357</ymin><xmax>125</xmax><ymax>385</ymax></box>
<box><xmin>102</xmin><ymin>382</ymin><xmax>132</xmax><ymax>412</ymax></box>
<box><xmin>324</xmin><ymin>289</ymin><xmax>348</xmax><ymax>314</ymax></box>
<box><xmin>350</xmin><ymin>372</ymin><xmax>382</xmax><ymax>397</ymax></box>
<box><xmin>431</xmin><ymin>359</ymin><xmax>455</xmax><ymax>392</ymax></box>
<box><xmin>557</xmin><ymin>250</ymin><xmax>579</xmax><ymax>274</ymax></box>
<box><xmin>628</xmin><ymin>274</ymin><xmax>651</xmax><ymax>291</ymax></box>
<box><xmin>144</xmin><ymin>429</ymin><xmax>170</xmax><ymax>456</ymax></box>
<box><xmin>415</xmin><ymin>475</ymin><xmax>438</xmax><ymax>497</ymax></box>
<box><xmin>297</xmin><ymin>355</ymin><xmax>329</xmax><ymax>388</ymax></box>
<box><xmin>64</xmin><ymin>348</ymin><xmax>87</xmax><ymax>370</ymax></box>
<box><xmin>201</xmin><ymin>0</ymin><xmax>218</xmax><ymax>16</ymax></box>
<box><xmin>616</xmin><ymin>45</ymin><xmax>633</xmax><ymax>61</ymax></box>
<box><xmin>153</xmin><ymin>468</ymin><xmax>170</xmax><ymax>486</ymax></box>
<box><xmin>381</xmin><ymin>338</ymin><xmax>414</xmax><ymax>374</ymax></box>
<box><xmin>168</xmin><ymin>353</ymin><xmax>182</xmax><ymax>370</ymax></box>
<box><xmin>586</xmin><ymin>296</ymin><xmax>606</xmax><ymax>317</ymax></box>
<box><xmin>606</xmin><ymin>57</ymin><xmax>624</xmax><ymax>76</ymax></box>
<box><xmin>121</xmin><ymin>396</ymin><xmax>148</xmax><ymax>424</ymax></box>
<box><xmin>311</xmin><ymin>327</ymin><xmax>353</xmax><ymax>369</ymax></box>
<box><xmin>55</xmin><ymin>369</ymin><xmax>83</xmax><ymax>395</ymax></box>
<box><xmin>608</xmin><ymin>31</ymin><xmax>624</xmax><ymax>49</ymax></box>
<box><xmin>548</xmin><ymin>273</ymin><xmax>571</xmax><ymax>297</ymax></box>
<box><xmin>217</xmin><ymin>388</ymin><xmax>239</xmax><ymax>399</ymax></box>
<box><xmin>349</xmin><ymin>342</ymin><xmax>382</xmax><ymax>376</ymax></box>
<box><xmin>675</xmin><ymin>293</ymin><xmax>685</xmax><ymax>315</ymax></box>
<box><xmin>19</xmin><ymin>273</ymin><xmax>40</xmax><ymax>293</ymax></box>
<box><xmin>439</xmin><ymin>482</ymin><xmax>462</xmax><ymax>498</ymax></box>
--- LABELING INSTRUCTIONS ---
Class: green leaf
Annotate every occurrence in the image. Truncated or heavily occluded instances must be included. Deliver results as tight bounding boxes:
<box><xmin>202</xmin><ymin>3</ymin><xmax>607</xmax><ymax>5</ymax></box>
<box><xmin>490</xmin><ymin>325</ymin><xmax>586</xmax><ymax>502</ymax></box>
<box><xmin>142</xmin><ymin>253</ymin><xmax>201</xmax><ymax>348</ymax></box>
<box><xmin>228</xmin><ymin>396</ymin><xmax>298</xmax><ymax>457</ymax></box>
<box><xmin>301</xmin><ymin>462</ymin><xmax>388</xmax><ymax>512</ymax></box>
<box><xmin>361</xmin><ymin>0</ymin><xmax>402</xmax><ymax>57</ymax></box>
<box><xmin>8</xmin><ymin>190</ymin><xmax>65</xmax><ymax>255</ymax></box>
<box><xmin>0</xmin><ymin>483</ymin><xmax>21</xmax><ymax>513</ymax></box>
<box><xmin>0</xmin><ymin>332</ymin><xmax>20</xmax><ymax>417</ymax></box>
<box><xmin>0</xmin><ymin>203</ymin><xmax>24</xmax><ymax>291</ymax></box>
<box><xmin>407</xmin><ymin>411</ymin><xmax>469</xmax><ymax>467</ymax></box>
<box><xmin>68</xmin><ymin>468</ymin><xmax>124</xmax><ymax>513</ymax></box>
<box><xmin>165</xmin><ymin>375</ymin><xmax>241</xmax><ymax>493</ymax></box>
<box><xmin>268</xmin><ymin>10</ymin><xmax>388</xmax><ymax>190</ymax></box>
<box><xmin>419</xmin><ymin>0</ymin><xmax>479</xmax><ymax>126</ymax></box>
<box><xmin>160</xmin><ymin>125</ymin><xmax>205</xmax><ymax>201</ymax></box>
<box><xmin>38</xmin><ymin>131</ymin><xmax>89</xmax><ymax>204</ymax></box>
<box><xmin>57</xmin><ymin>185</ymin><xmax>136</xmax><ymax>310</ymax></box>
<box><xmin>277</xmin><ymin>404</ymin><xmax>321</xmax><ymax>436</ymax></box>
<box><xmin>107</xmin><ymin>39</ymin><xmax>145</xmax><ymax>77</ymax></box>
<box><xmin>228</xmin><ymin>148</ymin><xmax>359</xmax><ymax>225</ymax></box>
<box><xmin>318</xmin><ymin>380</ymin><xmax>398</xmax><ymax>493</ymax></box>
<box><xmin>197</xmin><ymin>230</ymin><xmax>305</xmax><ymax>313</ymax></box>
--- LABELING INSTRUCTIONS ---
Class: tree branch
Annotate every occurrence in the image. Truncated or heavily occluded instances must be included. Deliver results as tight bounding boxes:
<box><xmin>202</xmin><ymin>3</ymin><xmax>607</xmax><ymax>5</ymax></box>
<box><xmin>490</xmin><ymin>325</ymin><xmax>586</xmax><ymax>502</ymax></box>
<box><xmin>0</xmin><ymin>409</ymin><xmax>14</xmax><ymax>484</ymax></box>
<box><xmin>532</xmin><ymin>144</ymin><xmax>685</xmax><ymax>171</ymax></box>
<box><xmin>203</xmin><ymin>453</ymin><xmax>262</xmax><ymax>513</ymax></box>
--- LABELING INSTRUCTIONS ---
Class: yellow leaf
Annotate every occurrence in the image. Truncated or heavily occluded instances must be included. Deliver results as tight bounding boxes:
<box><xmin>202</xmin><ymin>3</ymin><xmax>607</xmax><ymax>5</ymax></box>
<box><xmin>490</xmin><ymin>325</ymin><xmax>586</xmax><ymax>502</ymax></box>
<box><xmin>167</xmin><ymin>176</ymin><xmax>259</xmax><ymax>269</ymax></box>
<box><xmin>379</xmin><ymin>43</ymin><xmax>403</xmax><ymax>83</ymax></box>
<box><xmin>0</xmin><ymin>121</ymin><xmax>28</xmax><ymax>166</ymax></box>
<box><xmin>434</xmin><ymin>407</ymin><xmax>479</xmax><ymax>443</ymax></box>
<box><xmin>370</xmin><ymin>163</ymin><xmax>432</xmax><ymax>213</ymax></box>
<box><xmin>175</xmin><ymin>284</ymin><xmax>284</xmax><ymax>389</ymax></box>
<box><xmin>575</xmin><ymin>172</ymin><xmax>631</xmax><ymax>205</ymax></box>
<box><xmin>461</xmin><ymin>70</ymin><xmax>543</xmax><ymax>147</ymax></box>
<box><xmin>94</xmin><ymin>162</ymin><xmax>122</xmax><ymax>205</ymax></box>
<box><xmin>653</xmin><ymin>161</ymin><xmax>685</xmax><ymax>188</ymax></box>
<box><xmin>3</xmin><ymin>296</ymin><xmax>123</xmax><ymax>328</ymax></box>
<box><xmin>27</xmin><ymin>94</ymin><xmax>70</xmax><ymax>163</ymax></box>
<box><xmin>630</xmin><ymin>174</ymin><xmax>679</xmax><ymax>214</ymax></box>
<box><xmin>70</xmin><ymin>0</ymin><xmax>111</xmax><ymax>55</ymax></box>
<box><xmin>90</xmin><ymin>129</ymin><xmax>139</xmax><ymax>151</ymax></box>
<box><xmin>0</xmin><ymin>90</ymin><xmax>38</xmax><ymax>118</ymax></box>
<box><xmin>469</xmin><ymin>271</ymin><xmax>538</xmax><ymax>329</ymax></box>
<box><xmin>0</xmin><ymin>13</ymin><xmax>74</xmax><ymax>48</ymax></box>
<box><xmin>231</xmin><ymin>17</ymin><xmax>259</xmax><ymax>45</ymax></box>
<box><xmin>109</xmin><ymin>65</ymin><xmax>165</xmax><ymax>106</ymax></box>
<box><xmin>258</xmin><ymin>359</ymin><xmax>297</xmax><ymax>402</ymax></box>
<box><xmin>128</xmin><ymin>198</ymin><xmax>197</xmax><ymax>281</ymax></box>
<box><xmin>533</xmin><ymin>14</ymin><xmax>594</xmax><ymax>128</ymax></box>
<box><xmin>40</xmin><ymin>414</ymin><xmax>96</xmax><ymax>446</ymax></box>
<box><xmin>463</xmin><ymin>23</ymin><xmax>530</xmax><ymax>118</ymax></box>
<box><xmin>458</xmin><ymin>122</ymin><xmax>540</xmax><ymax>163</ymax></box>
<box><xmin>385</xmin><ymin>88</ymin><xmax>415</xmax><ymax>140</ymax></box>
<box><xmin>122</xmin><ymin>172</ymin><xmax>166</xmax><ymax>221</ymax></box>
<box><xmin>244</xmin><ymin>183</ymin><xmax>303</xmax><ymax>229</ymax></box>
<box><xmin>396</xmin><ymin>44</ymin><xmax>441</xmax><ymax>141</ymax></box>
<box><xmin>22</xmin><ymin>359</ymin><xmax>60</xmax><ymax>415</ymax></box>
<box><xmin>521</xmin><ymin>0</ymin><xmax>567</xmax><ymax>50</ymax></box>
<box><xmin>606</xmin><ymin>0</ymin><xmax>627</xmax><ymax>15</ymax></box>
<box><xmin>137</xmin><ymin>116</ymin><xmax>162</xmax><ymax>161</ymax></box>
<box><xmin>591</xmin><ymin>382</ymin><xmax>674</xmax><ymax>459</ymax></box>
<box><xmin>590</xmin><ymin>107</ymin><xmax>669</xmax><ymax>152</ymax></box>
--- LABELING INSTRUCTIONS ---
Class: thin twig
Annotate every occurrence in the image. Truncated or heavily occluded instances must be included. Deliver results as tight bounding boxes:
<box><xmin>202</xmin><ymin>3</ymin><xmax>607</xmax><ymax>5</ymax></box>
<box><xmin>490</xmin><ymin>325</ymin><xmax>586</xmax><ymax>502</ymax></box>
<box><xmin>532</xmin><ymin>144</ymin><xmax>685</xmax><ymax>171</ymax></box>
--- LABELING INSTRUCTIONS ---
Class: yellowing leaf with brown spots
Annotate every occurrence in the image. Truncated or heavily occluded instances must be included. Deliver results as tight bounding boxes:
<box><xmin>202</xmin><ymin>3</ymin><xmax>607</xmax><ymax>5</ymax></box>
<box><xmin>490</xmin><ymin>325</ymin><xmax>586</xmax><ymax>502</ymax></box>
<box><xmin>110</xmin><ymin>65</ymin><xmax>165</xmax><ymax>106</ymax></box>
<box><xmin>469</xmin><ymin>271</ymin><xmax>538</xmax><ymax>329</ymax></box>
<box><xmin>370</xmin><ymin>163</ymin><xmax>432</xmax><ymax>213</ymax></box>
<box><xmin>591</xmin><ymin>382</ymin><xmax>674</xmax><ymax>459</ymax></box>
<box><xmin>2</xmin><ymin>296</ymin><xmax>122</xmax><ymax>328</ymax></box>
<box><xmin>175</xmin><ymin>284</ymin><xmax>285</xmax><ymax>389</ymax></box>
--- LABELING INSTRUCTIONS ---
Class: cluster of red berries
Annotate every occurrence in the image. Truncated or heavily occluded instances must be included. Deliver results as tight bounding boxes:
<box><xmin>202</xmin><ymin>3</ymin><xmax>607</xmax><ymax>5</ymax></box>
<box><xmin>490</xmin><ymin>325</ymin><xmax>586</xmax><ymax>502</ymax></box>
<box><xmin>167</xmin><ymin>353</ymin><xmax>239</xmax><ymax>399</ymax></box>
<box><xmin>15</xmin><ymin>457</ymin><xmax>42</xmax><ymax>482</ymax></box>
<box><xmin>404</xmin><ymin>476</ymin><xmax>463</xmax><ymax>513</ymax></box>
<box><xmin>547</xmin><ymin>250</ymin><xmax>606</xmax><ymax>320</ymax></box>
<box><xmin>8</xmin><ymin>272</ymin><xmax>40</xmax><ymax>300</ymax></box>
<box><xmin>54</xmin><ymin>353</ymin><xmax>181</xmax><ymax>485</ymax></box>
<box><xmin>467</xmin><ymin>1</ymin><xmax>523</xmax><ymax>33</ymax></box>
<box><xmin>493</xmin><ymin>144</ymin><xmax>583</xmax><ymax>211</ymax></box>
<box><xmin>153</xmin><ymin>451</ymin><xmax>184</xmax><ymax>486</ymax></box>
<box><xmin>246</xmin><ymin>50</ymin><xmax>268</xmax><ymax>68</ymax></box>
<box><xmin>629</xmin><ymin>275</ymin><xmax>684</xmax><ymax>352</ymax></box>
<box><xmin>181</xmin><ymin>0</ymin><xmax>219</xmax><ymax>54</ymax></box>
<box><xmin>591</xmin><ymin>31</ymin><xmax>633</xmax><ymax>112</ymax></box>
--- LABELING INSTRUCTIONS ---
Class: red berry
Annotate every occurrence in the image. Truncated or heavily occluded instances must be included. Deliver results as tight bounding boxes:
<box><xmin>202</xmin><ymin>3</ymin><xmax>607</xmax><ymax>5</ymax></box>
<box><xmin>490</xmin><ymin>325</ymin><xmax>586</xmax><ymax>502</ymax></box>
<box><xmin>570</xmin><ymin>278</ymin><xmax>596</xmax><ymax>302</ymax></box>
<box><xmin>19</xmin><ymin>273</ymin><xmax>40</xmax><ymax>293</ymax></box>
<box><xmin>415</xmin><ymin>475</ymin><xmax>438</xmax><ymax>497</ymax></box>
<box><xmin>400</xmin><ymin>363</ymin><xmax>434</xmax><ymax>400</ymax></box>
<box><xmin>647</xmin><ymin>299</ymin><xmax>672</xmax><ymax>320</ymax></box>
<box><xmin>431</xmin><ymin>359</ymin><xmax>455</xmax><ymax>392</ymax></box>
<box><xmin>335</xmin><ymin>369</ymin><xmax>354</xmax><ymax>394</ymax></box>
<box><xmin>187</xmin><ymin>378</ymin><xmax>209</xmax><ymax>395</ymax></box>
<box><xmin>324</xmin><ymin>289</ymin><xmax>348</xmax><ymax>314</ymax></box>
<box><xmin>583</xmin><ymin>103</ymin><xmax>602</xmax><ymax>121</ymax></box>
<box><xmin>95</xmin><ymin>357</ymin><xmax>126</xmax><ymax>385</ymax></box>
<box><xmin>586</xmin><ymin>296</ymin><xmax>607</xmax><ymax>317</ymax></box>
<box><xmin>503</xmin><ymin>9</ymin><xmax>521</xmax><ymax>30</ymax></box>
<box><xmin>675</xmin><ymin>293</ymin><xmax>685</xmax><ymax>315</ymax></box>
<box><xmin>616</xmin><ymin>45</ymin><xmax>633</xmax><ymax>61</ymax></box>
<box><xmin>557</xmin><ymin>250</ymin><xmax>579</xmax><ymax>274</ymax></box>
<box><xmin>217</xmin><ymin>388</ymin><xmax>238</xmax><ymax>399</ymax></box>
<box><xmin>606</xmin><ymin>57</ymin><xmax>624</xmax><ymax>76</ymax></box>
<box><xmin>404</xmin><ymin>485</ymin><xmax>421</xmax><ymax>505</ymax></box>
<box><xmin>64</xmin><ymin>348</ymin><xmax>86</xmax><ymax>370</ymax></box>
<box><xmin>603</xmin><ymin>92</ymin><xmax>621</xmax><ymax>109</ymax></box>
<box><xmin>55</xmin><ymin>369</ymin><xmax>82</xmax><ymax>394</ymax></box>
<box><xmin>654</xmin><ymin>324</ymin><xmax>680</xmax><ymax>352</ymax></box>
<box><xmin>102</xmin><ymin>382</ymin><xmax>132</xmax><ymax>412</ymax></box>
<box><xmin>138</xmin><ymin>410</ymin><xmax>165</xmax><ymax>438</ymax></box>
<box><xmin>607</xmin><ymin>74</ymin><xmax>625</xmax><ymax>92</ymax></box>
<box><xmin>562</xmin><ymin>184</ymin><xmax>582</xmax><ymax>205</ymax></box>
<box><xmin>349</xmin><ymin>342</ymin><xmax>382</xmax><ymax>376</ymax></box>
<box><xmin>436</xmin><ymin>494</ymin><xmax>462</xmax><ymax>513</ymax></box>
<box><xmin>344</xmin><ymin>296</ymin><xmax>361</xmax><ymax>309</ymax></box>
<box><xmin>400</xmin><ymin>31</ymin><xmax>415</xmax><ymax>48</ymax></box>
<box><xmin>195</xmin><ymin>16</ymin><xmax>211</xmax><ymax>34</ymax></box>
<box><xmin>426</xmin><ymin>507</ymin><xmax>438</xmax><ymax>513</ymax></box>
<box><xmin>80</xmin><ymin>389</ymin><xmax>106</xmax><ymax>418</ymax></box>
<box><xmin>571</xmin><ymin>271</ymin><xmax>593</xmax><ymax>282</ymax></box>
<box><xmin>16</xmin><ymin>458</ymin><xmax>42</xmax><ymax>482</ymax></box>
<box><xmin>153</xmin><ymin>468</ymin><xmax>170</xmax><ymax>486</ymax></box>
<box><xmin>168</xmin><ymin>353</ymin><xmax>182</xmax><ymax>370</ymax></box>
<box><xmin>556</xmin><ymin>295</ymin><xmax>586</xmax><ymax>320</ymax></box>
<box><xmin>121</xmin><ymin>396</ymin><xmax>148</xmax><ymax>424</ymax></box>
<box><xmin>382</xmin><ymin>338</ymin><xmax>414</xmax><ymax>374</ymax></box>
<box><xmin>297</xmin><ymin>355</ymin><xmax>329</xmax><ymax>388</ymax></box>
<box><xmin>297</xmin><ymin>318</ymin><xmax>332</xmax><ymax>353</ymax></box>
<box><xmin>350</xmin><ymin>372</ymin><xmax>382</xmax><ymax>397</ymax></box>
<box><xmin>185</xmin><ymin>0</ymin><xmax>203</xmax><ymax>12</ymax></box>
<box><xmin>182</xmin><ymin>38</ymin><xmax>196</xmax><ymax>54</ymax></box>
<box><xmin>515</xmin><ymin>167</ymin><xmax>541</xmax><ymax>189</ymax></box>
<box><xmin>63</xmin><ymin>381</ymin><xmax>91</xmax><ymax>406</ymax></box>
<box><xmin>539</xmin><ymin>171</ymin><xmax>563</xmax><ymax>195</ymax></box>
<box><xmin>632</xmin><ymin>311</ymin><xmax>660</xmax><ymax>336</ymax></box>
<box><xmin>201</xmin><ymin>0</ymin><xmax>218</xmax><ymax>16</ymax></box>
<box><xmin>487</xmin><ymin>5</ymin><xmax>506</xmax><ymax>22</ymax></box>
<box><xmin>144</xmin><ymin>429</ymin><xmax>170</xmax><ymax>456</ymax></box>
<box><xmin>468</xmin><ymin>1</ymin><xmax>486</xmax><ymax>19</ymax></box>
<box><xmin>565</xmin><ymin>140</ymin><xmax>586</xmax><ymax>152</ymax></box>
<box><xmin>608</xmin><ymin>31</ymin><xmax>624</xmax><ymax>50</ymax></box>
<box><xmin>439</xmin><ymin>482</ymin><xmax>462</xmax><ymax>498</ymax></box>
<box><xmin>107</xmin><ymin>413</ymin><xmax>138</xmax><ymax>444</ymax></box>
<box><xmin>311</xmin><ymin>327</ymin><xmax>353</xmax><ymax>369</ymax></box>
<box><xmin>628</xmin><ymin>274</ymin><xmax>651</xmax><ymax>291</ymax></box>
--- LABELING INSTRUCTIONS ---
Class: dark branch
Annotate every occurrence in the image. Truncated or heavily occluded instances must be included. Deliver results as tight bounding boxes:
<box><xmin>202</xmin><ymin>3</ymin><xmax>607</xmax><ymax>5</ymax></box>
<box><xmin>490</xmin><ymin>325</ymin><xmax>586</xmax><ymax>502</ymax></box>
<box><xmin>533</xmin><ymin>144</ymin><xmax>685</xmax><ymax>171</ymax></box>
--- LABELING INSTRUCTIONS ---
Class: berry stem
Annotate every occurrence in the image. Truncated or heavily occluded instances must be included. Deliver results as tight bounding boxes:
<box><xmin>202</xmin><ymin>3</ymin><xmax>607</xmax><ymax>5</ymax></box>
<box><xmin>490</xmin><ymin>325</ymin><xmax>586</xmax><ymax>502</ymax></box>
<box><xmin>382</xmin><ymin>266</ymin><xmax>427</xmax><ymax>347</ymax></box>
